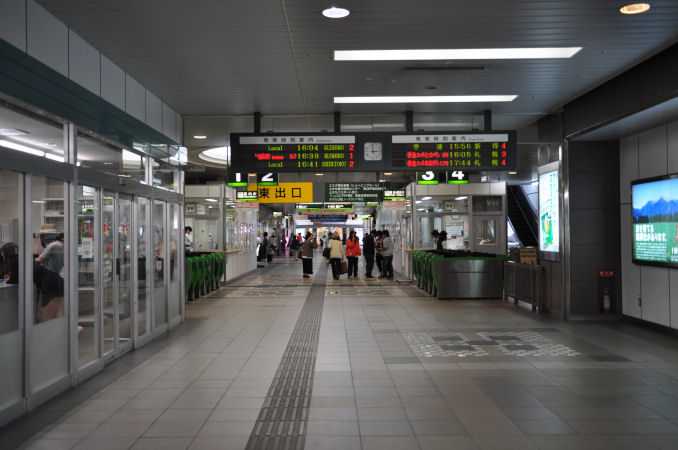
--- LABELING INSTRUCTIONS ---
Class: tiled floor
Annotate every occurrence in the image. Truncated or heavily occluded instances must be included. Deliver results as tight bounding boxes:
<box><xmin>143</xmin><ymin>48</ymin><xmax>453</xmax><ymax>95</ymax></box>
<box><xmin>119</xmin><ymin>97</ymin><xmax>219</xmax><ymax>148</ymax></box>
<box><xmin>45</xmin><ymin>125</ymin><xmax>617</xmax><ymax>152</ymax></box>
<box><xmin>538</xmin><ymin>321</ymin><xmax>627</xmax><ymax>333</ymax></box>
<box><xmin>4</xmin><ymin>254</ymin><xmax>678</xmax><ymax>449</ymax></box>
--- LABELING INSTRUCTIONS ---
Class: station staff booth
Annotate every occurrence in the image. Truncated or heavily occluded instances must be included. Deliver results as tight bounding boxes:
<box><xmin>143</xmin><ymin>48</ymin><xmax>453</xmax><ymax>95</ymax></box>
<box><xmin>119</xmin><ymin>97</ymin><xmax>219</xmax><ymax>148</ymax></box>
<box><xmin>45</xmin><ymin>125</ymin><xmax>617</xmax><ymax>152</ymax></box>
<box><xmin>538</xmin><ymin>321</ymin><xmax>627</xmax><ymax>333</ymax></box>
<box><xmin>0</xmin><ymin>99</ymin><xmax>185</xmax><ymax>426</ymax></box>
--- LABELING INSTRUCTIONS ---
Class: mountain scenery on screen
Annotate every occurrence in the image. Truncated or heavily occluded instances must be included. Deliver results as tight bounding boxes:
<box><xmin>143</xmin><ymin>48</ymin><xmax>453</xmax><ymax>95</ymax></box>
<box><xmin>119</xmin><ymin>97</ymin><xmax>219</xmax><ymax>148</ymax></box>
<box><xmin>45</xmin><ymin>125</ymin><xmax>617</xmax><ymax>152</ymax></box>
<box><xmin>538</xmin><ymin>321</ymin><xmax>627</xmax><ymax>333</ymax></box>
<box><xmin>633</xmin><ymin>197</ymin><xmax>678</xmax><ymax>223</ymax></box>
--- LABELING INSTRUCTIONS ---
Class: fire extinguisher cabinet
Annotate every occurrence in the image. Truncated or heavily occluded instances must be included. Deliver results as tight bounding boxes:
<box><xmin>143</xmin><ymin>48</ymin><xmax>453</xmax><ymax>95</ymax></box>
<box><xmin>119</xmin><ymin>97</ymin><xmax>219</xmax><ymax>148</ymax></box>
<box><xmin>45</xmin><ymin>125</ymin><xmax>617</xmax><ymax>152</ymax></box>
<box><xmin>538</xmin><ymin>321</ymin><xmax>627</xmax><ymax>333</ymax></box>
<box><xmin>598</xmin><ymin>270</ymin><xmax>616</xmax><ymax>314</ymax></box>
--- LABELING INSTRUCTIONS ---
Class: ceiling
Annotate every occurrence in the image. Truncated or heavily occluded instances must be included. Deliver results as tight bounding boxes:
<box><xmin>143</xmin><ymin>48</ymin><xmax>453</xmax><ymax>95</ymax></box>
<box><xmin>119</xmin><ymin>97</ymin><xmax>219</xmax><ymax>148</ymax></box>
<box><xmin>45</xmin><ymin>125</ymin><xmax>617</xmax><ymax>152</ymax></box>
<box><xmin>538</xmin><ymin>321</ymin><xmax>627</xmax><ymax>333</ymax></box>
<box><xmin>37</xmin><ymin>0</ymin><xmax>678</xmax><ymax>127</ymax></box>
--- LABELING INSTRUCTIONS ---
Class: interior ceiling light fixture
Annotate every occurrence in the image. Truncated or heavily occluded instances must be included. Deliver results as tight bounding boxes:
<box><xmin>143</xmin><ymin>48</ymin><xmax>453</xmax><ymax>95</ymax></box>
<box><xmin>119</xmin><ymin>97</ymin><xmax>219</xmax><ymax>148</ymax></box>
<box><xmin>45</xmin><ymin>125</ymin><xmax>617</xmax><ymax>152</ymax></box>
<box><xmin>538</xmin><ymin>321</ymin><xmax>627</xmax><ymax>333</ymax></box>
<box><xmin>334</xmin><ymin>95</ymin><xmax>516</xmax><ymax>104</ymax></box>
<box><xmin>384</xmin><ymin>172</ymin><xmax>393</xmax><ymax>175</ymax></box>
<box><xmin>193</xmin><ymin>135</ymin><xmax>207</xmax><ymax>139</ymax></box>
<box><xmin>619</xmin><ymin>3</ymin><xmax>651</xmax><ymax>14</ymax></box>
<box><xmin>0</xmin><ymin>139</ymin><xmax>44</xmax><ymax>156</ymax></box>
<box><xmin>456</xmin><ymin>196</ymin><xmax>468</xmax><ymax>200</ymax></box>
<box><xmin>315</xmin><ymin>173</ymin><xmax>324</xmax><ymax>176</ymax></box>
<box><xmin>333</xmin><ymin>47</ymin><xmax>582</xmax><ymax>61</ymax></box>
<box><xmin>508</xmin><ymin>171</ymin><xmax>518</xmax><ymax>175</ymax></box>
<box><xmin>199</xmin><ymin>146</ymin><xmax>230</xmax><ymax>165</ymax></box>
<box><xmin>421</xmin><ymin>196</ymin><xmax>432</xmax><ymax>200</ymax></box>
<box><xmin>322</xmin><ymin>6</ymin><xmax>350</xmax><ymax>18</ymax></box>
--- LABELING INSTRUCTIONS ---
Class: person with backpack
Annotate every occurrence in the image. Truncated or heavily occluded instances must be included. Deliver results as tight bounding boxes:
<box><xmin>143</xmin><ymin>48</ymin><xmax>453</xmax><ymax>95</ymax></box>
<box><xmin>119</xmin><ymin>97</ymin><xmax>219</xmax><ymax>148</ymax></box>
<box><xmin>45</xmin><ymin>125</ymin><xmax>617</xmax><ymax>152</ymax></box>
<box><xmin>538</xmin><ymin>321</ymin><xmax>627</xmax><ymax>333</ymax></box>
<box><xmin>345</xmin><ymin>230</ymin><xmax>361</xmax><ymax>279</ymax></box>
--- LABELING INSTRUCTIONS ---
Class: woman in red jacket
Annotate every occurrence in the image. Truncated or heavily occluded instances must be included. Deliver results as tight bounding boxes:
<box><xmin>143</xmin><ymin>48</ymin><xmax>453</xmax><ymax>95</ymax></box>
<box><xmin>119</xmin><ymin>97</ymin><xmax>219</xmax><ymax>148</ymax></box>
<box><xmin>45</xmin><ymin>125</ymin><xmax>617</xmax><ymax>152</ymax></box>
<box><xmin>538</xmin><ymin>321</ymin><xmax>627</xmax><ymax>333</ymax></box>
<box><xmin>345</xmin><ymin>230</ymin><xmax>361</xmax><ymax>279</ymax></box>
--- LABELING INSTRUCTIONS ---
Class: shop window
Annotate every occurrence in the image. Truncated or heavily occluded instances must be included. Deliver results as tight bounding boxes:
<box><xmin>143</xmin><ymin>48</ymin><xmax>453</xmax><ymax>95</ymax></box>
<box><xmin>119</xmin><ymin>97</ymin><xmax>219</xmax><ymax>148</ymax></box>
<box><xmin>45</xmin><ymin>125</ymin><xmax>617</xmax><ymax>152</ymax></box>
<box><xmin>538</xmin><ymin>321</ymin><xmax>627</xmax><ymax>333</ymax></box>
<box><xmin>476</xmin><ymin>219</ymin><xmax>497</xmax><ymax>246</ymax></box>
<box><xmin>77</xmin><ymin>133</ymin><xmax>147</xmax><ymax>183</ymax></box>
<box><xmin>0</xmin><ymin>101</ymin><xmax>65</xmax><ymax>162</ymax></box>
<box><xmin>473</xmin><ymin>195</ymin><xmax>503</xmax><ymax>213</ymax></box>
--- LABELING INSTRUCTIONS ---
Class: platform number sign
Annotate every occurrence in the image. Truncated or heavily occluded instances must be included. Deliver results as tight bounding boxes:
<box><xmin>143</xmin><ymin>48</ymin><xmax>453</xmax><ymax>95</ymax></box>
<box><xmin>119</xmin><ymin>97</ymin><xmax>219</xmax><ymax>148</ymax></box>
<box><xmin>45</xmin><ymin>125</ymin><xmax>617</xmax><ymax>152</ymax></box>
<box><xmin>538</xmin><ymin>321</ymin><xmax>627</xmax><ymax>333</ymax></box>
<box><xmin>227</xmin><ymin>171</ymin><xmax>248</xmax><ymax>187</ymax></box>
<box><xmin>417</xmin><ymin>171</ymin><xmax>446</xmax><ymax>185</ymax></box>
<box><xmin>447</xmin><ymin>171</ymin><xmax>469</xmax><ymax>184</ymax></box>
<box><xmin>257</xmin><ymin>172</ymin><xmax>278</xmax><ymax>186</ymax></box>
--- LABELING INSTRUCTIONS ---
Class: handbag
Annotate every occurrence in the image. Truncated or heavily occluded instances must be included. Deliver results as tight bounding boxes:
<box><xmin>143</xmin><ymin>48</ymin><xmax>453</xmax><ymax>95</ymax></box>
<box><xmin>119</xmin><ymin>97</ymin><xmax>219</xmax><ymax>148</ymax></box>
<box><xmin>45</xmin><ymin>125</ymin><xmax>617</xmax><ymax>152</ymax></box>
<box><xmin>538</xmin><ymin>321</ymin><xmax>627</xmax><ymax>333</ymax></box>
<box><xmin>340</xmin><ymin>260</ymin><xmax>348</xmax><ymax>274</ymax></box>
<box><xmin>322</xmin><ymin>247</ymin><xmax>330</xmax><ymax>258</ymax></box>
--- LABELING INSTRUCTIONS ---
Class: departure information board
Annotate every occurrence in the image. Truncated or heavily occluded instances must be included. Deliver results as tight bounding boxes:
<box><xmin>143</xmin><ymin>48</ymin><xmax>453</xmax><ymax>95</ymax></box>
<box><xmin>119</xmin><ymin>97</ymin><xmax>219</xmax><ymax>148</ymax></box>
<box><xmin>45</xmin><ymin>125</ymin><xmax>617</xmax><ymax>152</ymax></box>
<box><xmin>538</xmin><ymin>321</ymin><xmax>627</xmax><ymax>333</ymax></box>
<box><xmin>391</xmin><ymin>132</ymin><xmax>516</xmax><ymax>171</ymax></box>
<box><xmin>232</xmin><ymin>134</ymin><xmax>357</xmax><ymax>172</ymax></box>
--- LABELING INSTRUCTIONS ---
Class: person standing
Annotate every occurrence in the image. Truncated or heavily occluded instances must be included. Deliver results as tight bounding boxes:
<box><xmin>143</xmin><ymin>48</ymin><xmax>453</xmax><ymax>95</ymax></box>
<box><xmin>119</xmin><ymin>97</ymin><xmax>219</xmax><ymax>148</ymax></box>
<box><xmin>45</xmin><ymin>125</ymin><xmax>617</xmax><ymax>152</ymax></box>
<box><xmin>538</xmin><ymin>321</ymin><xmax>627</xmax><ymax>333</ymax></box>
<box><xmin>258</xmin><ymin>232</ymin><xmax>269</xmax><ymax>262</ymax></box>
<box><xmin>36</xmin><ymin>232</ymin><xmax>65</xmax><ymax>320</ymax></box>
<box><xmin>328</xmin><ymin>233</ymin><xmax>344</xmax><ymax>280</ymax></box>
<box><xmin>184</xmin><ymin>226</ymin><xmax>194</xmax><ymax>253</ymax></box>
<box><xmin>289</xmin><ymin>232</ymin><xmax>299</xmax><ymax>260</ymax></box>
<box><xmin>362</xmin><ymin>230</ymin><xmax>375</xmax><ymax>278</ymax></box>
<box><xmin>375</xmin><ymin>231</ymin><xmax>384</xmax><ymax>277</ymax></box>
<box><xmin>345</xmin><ymin>230</ymin><xmax>361</xmax><ymax>279</ymax></box>
<box><xmin>301</xmin><ymin>232</ymin><xmax>317</xmax><ymax>278</ymax></box>
<box><xmin>380</xmin><ymin>230</ymin><xmax>394</xmax><ymax>280</ymax></box>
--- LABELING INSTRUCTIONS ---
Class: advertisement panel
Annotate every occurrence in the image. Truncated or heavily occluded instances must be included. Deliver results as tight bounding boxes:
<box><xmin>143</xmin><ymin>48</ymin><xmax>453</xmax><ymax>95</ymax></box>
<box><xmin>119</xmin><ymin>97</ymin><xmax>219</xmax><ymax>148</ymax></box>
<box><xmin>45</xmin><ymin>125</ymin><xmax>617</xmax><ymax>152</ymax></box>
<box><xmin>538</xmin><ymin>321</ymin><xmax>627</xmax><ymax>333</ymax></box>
<box><xmin>539</xmin><ymin>170</ymin><xmax>559</xmax><ymax>252</ymax></box>
<box><xmin>632</xmin><ymin>175</ymin><xmax>678</xmax><ymax>266</ymax></box>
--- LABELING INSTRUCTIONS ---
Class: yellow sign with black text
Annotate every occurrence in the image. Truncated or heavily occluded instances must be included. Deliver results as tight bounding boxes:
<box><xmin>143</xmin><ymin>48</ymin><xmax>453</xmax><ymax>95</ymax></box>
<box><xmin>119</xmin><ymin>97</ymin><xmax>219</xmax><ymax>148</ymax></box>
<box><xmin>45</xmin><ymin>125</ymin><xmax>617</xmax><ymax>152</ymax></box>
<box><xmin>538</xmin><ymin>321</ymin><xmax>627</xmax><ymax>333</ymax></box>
<box><xmin>247</xmin><ymin>182</ymin><xmax>313</xmax><ymax>204</ymax></box>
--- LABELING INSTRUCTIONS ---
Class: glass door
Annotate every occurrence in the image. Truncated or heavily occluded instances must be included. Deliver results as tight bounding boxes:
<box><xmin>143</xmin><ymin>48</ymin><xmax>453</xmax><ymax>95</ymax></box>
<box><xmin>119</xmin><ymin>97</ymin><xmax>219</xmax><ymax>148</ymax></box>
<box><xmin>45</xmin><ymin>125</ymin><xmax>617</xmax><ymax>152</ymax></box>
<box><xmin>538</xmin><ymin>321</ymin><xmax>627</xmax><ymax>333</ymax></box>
<box><xmin>102</xmin><ymin>192</ymin><xmax>115</xmax><ymax>358</ymax></box>
<box><xmin>0</xmin><ymin>169</ymin><xmax>24</xmax><ymax>415</ymax></box>
<box><xmin>135</xmin><ymin>197</ymin><xmax>151</xmax><ymax>344</ymax></box>
<box><xmin>76</xmin><ymin>185</ymin><xmax>98</xmax><ymax>368</ymax></box>
<box><xmin>152</xmin><ymin>200</ymin><xmax>167</xmax><ymax>332</ymax></box>
<box><xmin>117</xmin><ymin>196</ymin><xmax>133</xmax><ymax>353</ymax></box>
<box><xmin>168</xmin><ymin>203</ymin><xmax>182</xmax><ymax>326</ymax></box>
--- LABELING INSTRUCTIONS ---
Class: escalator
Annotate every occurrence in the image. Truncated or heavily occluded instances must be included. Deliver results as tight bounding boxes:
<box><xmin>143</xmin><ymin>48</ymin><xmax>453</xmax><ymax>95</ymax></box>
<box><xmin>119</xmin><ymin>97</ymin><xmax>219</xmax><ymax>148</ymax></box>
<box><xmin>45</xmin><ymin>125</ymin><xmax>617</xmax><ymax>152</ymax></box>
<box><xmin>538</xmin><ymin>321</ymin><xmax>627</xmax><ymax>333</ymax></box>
<box><xmin>507</xmin><ymin>185</ymin><xmax>538</xmax><ymax>247</ymax></box>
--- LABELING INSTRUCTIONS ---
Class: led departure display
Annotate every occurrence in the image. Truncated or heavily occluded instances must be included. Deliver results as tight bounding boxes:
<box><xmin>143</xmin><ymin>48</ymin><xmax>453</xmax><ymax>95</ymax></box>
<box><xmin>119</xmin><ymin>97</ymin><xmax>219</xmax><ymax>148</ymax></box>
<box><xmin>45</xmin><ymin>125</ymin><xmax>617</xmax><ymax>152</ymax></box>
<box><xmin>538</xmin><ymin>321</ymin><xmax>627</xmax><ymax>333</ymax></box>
<box><xmin>232</xmin><ymin>134</ymin><xmax>357</xmax><ymax>172</ymax></box>
<box><xmin>391</xmin><ymin>132</ymin><xmax>516</xmax><ymax>171</ymax></box>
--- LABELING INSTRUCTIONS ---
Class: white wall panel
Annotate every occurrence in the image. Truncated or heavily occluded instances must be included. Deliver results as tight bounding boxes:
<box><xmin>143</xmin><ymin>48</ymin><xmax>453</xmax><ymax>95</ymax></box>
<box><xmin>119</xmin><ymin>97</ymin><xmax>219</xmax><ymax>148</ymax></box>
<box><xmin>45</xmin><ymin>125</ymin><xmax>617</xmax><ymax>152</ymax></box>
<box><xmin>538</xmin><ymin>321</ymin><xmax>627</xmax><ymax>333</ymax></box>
<box><xmin>638</xmin><ymin>125</ymin><xmax>667</xmax><ymax>179</ymax></box>
<box><xmin>125</xmin><ymin>74</ymin><xmax>145</xmax><ymax>123</ymax></box>
<box><xmin>0</xmin><ymin>0</ymin><xmax>27</xmax><ymax>51</ymax></box>
<box><xmin>145</xmin><ymin>91</ymin><xmax>162</xmax><ymax>132</ymax></box>
<box><xmin>620</xmin><ymin>204</ymin><xmax>641</xmax><ymax>318</ymax></box>
<box><xmin>668</xmin><ymin>120</ymin><xmax>678</xmax><ymax>174</ymax></box>
<box><xmin>100</xmin><ymin>55</ymin><xmax>125</xmax><ymax>111</ymax></box>
<box><xmin>162</xmin><ymin>104</ymin><xmax>176</xmax><ymax>141</ymax></box>
<box><xmin>175</xmin><ymin>113</ymin><xmax>183</xmax><ymax>143</ymax></box>
<box><xmin>459</xmin><ymin>183</ymin><xmax>491</xmax><ymax>195</ymax></box>
<box><xmin>671</xmin><ymin>270</ymin><xmax>678</xmax><ymax>329</ymax></box>
<box><xmin>26</xmin><ymin>0</ymin><xmax>68</xmax><ymax>76</ymax></box>
<box><xmin>490</xmin><ymin>182</ymin><xmax>506</xmax><ymax>195</ymax></box>
<box><xmin>641</xmin><ymin>266</ymin><xmax>670</xmax><ymax>327</ymax></box>
<box><xmin>619</xmin><ymin>135</ymin><xmax>638</xmax><ymax>204</ymax></box>
<box><xmin>68</xmin><ymin>30</ymin><xmax>100</xmax><ymax>95</ymax></box>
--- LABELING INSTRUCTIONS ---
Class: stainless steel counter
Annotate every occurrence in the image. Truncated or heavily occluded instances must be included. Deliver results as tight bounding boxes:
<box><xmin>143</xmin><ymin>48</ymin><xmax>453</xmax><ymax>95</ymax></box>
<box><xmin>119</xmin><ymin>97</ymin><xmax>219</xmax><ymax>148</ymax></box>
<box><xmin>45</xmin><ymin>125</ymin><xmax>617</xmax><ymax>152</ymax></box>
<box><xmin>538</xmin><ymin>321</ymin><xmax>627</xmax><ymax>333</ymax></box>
<box><xmin>433</xmin><ymin>259</ymin><xmax>504</xmax><ymax>299</ymax></box>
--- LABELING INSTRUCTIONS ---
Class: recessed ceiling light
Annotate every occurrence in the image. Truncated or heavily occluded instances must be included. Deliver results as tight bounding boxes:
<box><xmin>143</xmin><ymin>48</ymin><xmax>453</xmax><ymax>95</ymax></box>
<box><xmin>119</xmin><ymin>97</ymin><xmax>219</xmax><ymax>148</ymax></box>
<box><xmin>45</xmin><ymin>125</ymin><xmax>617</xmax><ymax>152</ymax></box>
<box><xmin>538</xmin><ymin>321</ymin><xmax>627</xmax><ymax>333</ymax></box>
<box><xmin>619</xmin><ymin>3</ymin><xmax>651</xmax><ymax>14</ymax></box>
<box><xmin>193</xmin><ymin>135</ymin><xmax>207</xmax><ymax>139</ymax></box>
<box><xmin>456</xmin><ymin>196</ymin><xmax>468</xmax><ymax>200</ymax></box>
<box><xmin>421</xmin><ymin>196</ymin><xmax>432</xmax><ymax>200</ymax></box>
<box><xmin>417</xmin><ymin>208</ymin><xmax>426</xmax><ymax>211</ymax></box>
<box><xmin>334</xmin><ymin>95</ymin><xmax>516</xmax><ymax>104</ymax></box>
<box><xmin>333</xmin><ymin>47</ymin><xmax>583</xmax><ymax>61</ymax></box>
<box><xmin>315</xmin><ymin>173</ymin><xmax>324</xmax><ymax>176</ymax></box>
<box><xmin>199</xmin><ymin>146</ymin><xmax>231</xmax><ymax>165</ymax></box>
<box><xmin>384</xmin><ymin>172</ymin><xmax>392</xmax><ymax>175</ymax></box>
<box><xmin>118</xmin><ymin>174</ymin><xmax>132</xmax><ymax>178</ymax></box>
<box><xmin>415</xmin><ymin>200</ymin><xmax>422</xmax><ymax>204</ymax></box>
<box><xmin>205</xmin><ymin>198</ymin><xmax>218</xmax><ymax>202</ymax></box>
<box><xmin>322</xmin><ymin>6</ymin><xmax>350</xmax><ymax>19</ymax></box>
<box><xmin>379</xmin><ymin>179</ymin><xmax>385</xmax><ymax>182</ymax></box>
<box><xmin>508</xmin><ymin>171</ymin><xmax>518</xmax><ymax>175</ymax></box>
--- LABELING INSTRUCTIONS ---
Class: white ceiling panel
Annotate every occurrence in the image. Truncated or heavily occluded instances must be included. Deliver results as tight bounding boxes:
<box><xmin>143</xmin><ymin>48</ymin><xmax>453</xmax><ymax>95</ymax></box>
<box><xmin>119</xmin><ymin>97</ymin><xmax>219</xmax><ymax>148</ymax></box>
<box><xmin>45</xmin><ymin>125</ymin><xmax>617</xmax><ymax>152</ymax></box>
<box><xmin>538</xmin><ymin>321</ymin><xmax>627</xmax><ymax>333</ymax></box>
<box><xmin>36</xmin><ymin>0</ymin><xmax>678</xmax><ymax>130</ymax></box>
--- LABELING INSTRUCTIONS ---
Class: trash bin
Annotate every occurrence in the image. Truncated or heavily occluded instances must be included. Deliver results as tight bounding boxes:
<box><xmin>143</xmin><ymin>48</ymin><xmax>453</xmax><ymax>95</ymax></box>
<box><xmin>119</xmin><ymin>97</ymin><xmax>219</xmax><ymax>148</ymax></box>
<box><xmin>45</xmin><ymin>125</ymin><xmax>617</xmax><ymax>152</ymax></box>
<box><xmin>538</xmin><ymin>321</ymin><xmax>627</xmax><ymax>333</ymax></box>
<box><xmin>598</xmin><ymin>270</ymin><xmax>616</xmax><ymax>314</ymax></box>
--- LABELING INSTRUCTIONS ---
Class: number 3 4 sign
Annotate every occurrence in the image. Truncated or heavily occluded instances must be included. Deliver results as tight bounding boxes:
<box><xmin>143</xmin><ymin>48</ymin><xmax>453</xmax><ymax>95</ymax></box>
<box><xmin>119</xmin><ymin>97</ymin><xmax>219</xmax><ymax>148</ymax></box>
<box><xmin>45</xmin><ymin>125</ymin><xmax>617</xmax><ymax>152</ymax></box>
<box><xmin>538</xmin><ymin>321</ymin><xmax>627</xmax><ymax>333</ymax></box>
<box><xmin>417</xmin><ymin>171</ymin><xmax>468</xmax><ymax>185</ymax></box>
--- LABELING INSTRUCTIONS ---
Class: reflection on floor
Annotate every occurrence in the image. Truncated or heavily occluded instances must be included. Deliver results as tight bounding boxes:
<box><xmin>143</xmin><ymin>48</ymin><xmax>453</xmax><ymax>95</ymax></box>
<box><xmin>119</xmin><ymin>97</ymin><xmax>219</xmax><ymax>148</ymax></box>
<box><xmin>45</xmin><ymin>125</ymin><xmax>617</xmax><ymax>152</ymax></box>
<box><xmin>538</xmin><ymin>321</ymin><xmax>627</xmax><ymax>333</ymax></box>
<box><xmin>3</xmin><ymin>253</ymin><xmax>678</xmax><ymax>449</ymax></box>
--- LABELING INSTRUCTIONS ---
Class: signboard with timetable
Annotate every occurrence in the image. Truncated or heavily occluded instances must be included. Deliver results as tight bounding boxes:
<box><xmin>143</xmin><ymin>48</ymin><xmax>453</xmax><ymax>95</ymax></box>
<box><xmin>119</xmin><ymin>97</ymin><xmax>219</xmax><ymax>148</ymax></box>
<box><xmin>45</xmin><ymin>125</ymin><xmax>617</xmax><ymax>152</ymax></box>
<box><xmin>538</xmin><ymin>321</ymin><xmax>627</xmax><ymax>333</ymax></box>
<box><xmin>326</xmin><ymin>183</ymin><xmax>386</xmax><ymax>202</ymax></box>
<box><xmin>391</xmin><ymin>132</ymin><xmax>516</xmax><ymax>171</ymax></box>
<box><xmin>231</xmin><ymin>134</ymin><xmax>359</xmax><ymax>172</ymax></box>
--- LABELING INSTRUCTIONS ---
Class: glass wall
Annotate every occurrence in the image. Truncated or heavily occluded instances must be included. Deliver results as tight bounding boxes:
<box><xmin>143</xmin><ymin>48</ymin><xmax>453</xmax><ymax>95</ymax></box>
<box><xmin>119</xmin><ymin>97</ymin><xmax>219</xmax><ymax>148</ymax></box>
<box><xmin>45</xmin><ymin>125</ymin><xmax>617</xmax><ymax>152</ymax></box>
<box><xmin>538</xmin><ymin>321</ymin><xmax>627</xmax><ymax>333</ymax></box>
<box><xmin>169</xmin><ymin>204</ymin><xmax>181</xmax><ymax>322</ymax></box>
<box><xmin>102</xmin><ymin>192</ymin><xmax>115</xmax><ymax>356</ymax></box>
<box><xmin>0</xmin><ymin>169</ymin><xmax>23</xmax><ymax>412</ymax></box>
<box><xmin>137</xmin><ymin>197</ymin><xmax>150</xmax><ymax>339</ymax></box>
<box><xmin>77</xmin><ymin>185</ymin><xmax>98</xmax><ymax>367</ymax></box>
<box><xmin>77</xmin><ymin>133</ymin><xmax>147</xmax><ymax>184</ymax></box>
<box><xmin>31</xmin><ymin>175</ymin><xmax>68</xmax><ymax>393</ymax></box>
<box><xmin>118</xmin><ymin>197</ymin><xmax>133</xmax><ymax>348</ymax></box>
<box><xmin>152</xmin><ymin>201</ymin><xmax>167</xmax><ymax>329</ymax></box>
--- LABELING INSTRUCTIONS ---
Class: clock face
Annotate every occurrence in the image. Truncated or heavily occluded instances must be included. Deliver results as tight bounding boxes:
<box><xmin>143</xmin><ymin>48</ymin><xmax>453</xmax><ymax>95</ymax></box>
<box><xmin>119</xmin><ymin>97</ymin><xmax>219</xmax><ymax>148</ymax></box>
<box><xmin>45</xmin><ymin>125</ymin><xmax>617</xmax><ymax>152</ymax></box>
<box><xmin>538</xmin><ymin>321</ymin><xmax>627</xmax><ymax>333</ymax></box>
<box><xmin>364</xmin><ymin>142</ymin><xmax>383</xmax><ymax>161</ymax></box>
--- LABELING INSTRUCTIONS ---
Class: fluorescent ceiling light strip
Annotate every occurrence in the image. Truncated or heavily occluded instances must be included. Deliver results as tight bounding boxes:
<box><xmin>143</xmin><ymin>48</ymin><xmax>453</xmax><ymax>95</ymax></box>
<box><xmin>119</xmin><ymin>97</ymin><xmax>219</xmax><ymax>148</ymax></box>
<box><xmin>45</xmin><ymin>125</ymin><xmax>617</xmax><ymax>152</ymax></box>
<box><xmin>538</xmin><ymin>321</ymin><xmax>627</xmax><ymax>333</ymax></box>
<box><xmin>0</xmin><ymin>139</ymin><xmax>45</xmax><ymax>156</ymax></box>
<box><xmin>334</xmin><ymin>47</ymin><xmax>582</xmax><ymax>61</ymax></box>
<box><xmin>334</xmin><ymin>95</ymin><xmax>516</xmax><ymax>104</ymax></box>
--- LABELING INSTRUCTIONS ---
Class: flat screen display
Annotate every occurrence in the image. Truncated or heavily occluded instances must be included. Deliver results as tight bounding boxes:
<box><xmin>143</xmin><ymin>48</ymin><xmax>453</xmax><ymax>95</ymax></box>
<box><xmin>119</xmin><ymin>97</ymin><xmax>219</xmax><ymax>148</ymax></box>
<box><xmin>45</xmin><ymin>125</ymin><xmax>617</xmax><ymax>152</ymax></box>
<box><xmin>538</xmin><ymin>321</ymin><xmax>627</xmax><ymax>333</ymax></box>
<box><xmin>539</xmin><ymin>170</ymin><xmax>559</xmax><ymax>252</ymax></box>
<box><xmin>632</xmin><ymin>174</ymin><xmax>678</xmax><ymax>267</ymax></box>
